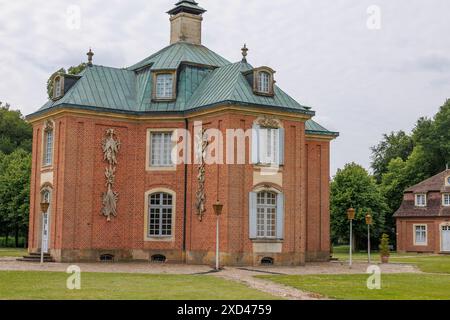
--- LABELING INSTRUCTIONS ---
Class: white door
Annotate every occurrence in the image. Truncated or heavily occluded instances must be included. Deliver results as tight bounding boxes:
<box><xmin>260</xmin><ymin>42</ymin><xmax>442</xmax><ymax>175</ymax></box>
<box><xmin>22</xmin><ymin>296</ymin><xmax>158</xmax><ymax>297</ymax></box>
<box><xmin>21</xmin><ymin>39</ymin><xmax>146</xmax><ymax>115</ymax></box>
<box><xmin>442</xmin><ymin>226</ymin><xmax>450</xmax><ymax>252</ymax></box>
<box><xmin>42</xmin><ymin>212</ymin><xmax>49</xmax><ymax>253</ymax></box>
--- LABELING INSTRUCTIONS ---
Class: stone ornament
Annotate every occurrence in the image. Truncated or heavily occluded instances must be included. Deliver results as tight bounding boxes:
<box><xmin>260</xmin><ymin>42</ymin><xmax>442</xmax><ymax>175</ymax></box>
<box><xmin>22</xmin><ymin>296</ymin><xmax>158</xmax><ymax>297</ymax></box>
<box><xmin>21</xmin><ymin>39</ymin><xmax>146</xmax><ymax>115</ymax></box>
<box><xmin>257</xmin><ymin>115</ymin><xmax>281</xmax><ymax>129</ymax></box>
<box><xmin>195</xmin><ymin>128</ymin><xmax>209</xmax><ymax>222</ymax></box>
<box><xmin>101</xmin><ymin>129</ymin><xmax>121</xmax><ymax>221</ymax></box>
<box><xmin>44</xmin><ymin>120</ymin><xmax>54</xmax><ymax>132</ymax></box>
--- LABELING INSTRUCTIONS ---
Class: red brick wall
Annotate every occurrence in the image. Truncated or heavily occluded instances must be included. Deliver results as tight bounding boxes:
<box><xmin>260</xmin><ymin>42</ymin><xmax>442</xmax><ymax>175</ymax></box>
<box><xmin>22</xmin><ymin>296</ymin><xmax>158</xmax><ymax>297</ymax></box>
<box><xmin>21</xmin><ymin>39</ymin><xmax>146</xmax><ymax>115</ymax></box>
<box><xmin>29</xmin><ymin>110</ymin><xmax>332</xmax><ymax>265</ymax></box>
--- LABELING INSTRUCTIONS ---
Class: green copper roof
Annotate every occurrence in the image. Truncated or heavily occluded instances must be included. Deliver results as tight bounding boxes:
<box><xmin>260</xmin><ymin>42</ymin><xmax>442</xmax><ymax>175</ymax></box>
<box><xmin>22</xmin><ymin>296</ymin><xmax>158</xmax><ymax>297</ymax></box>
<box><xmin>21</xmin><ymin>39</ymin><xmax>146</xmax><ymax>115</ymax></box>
<box><xmin>186</xmin><ymin>61</ymin><xmax>311</xmax><ymax>113</ymax></box>
<box><xmin>305</xmin><ymin>120</ymin><xmax>339</xmax><ymax>136</ymax></box>
<box><xmin>128</xmin><ymin>42</ymin><xmax>229</xmax><ymax>71</ymax></box>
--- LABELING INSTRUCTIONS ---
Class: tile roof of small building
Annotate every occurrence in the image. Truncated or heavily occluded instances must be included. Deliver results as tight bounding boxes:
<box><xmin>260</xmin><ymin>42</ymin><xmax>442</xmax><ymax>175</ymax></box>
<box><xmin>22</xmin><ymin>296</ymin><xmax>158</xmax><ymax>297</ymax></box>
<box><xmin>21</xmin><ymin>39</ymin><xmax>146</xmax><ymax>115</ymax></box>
<box><xmin>394</xmin><ymin>169</ymin><xmax>450</xmax><ymax>218</ymax></box>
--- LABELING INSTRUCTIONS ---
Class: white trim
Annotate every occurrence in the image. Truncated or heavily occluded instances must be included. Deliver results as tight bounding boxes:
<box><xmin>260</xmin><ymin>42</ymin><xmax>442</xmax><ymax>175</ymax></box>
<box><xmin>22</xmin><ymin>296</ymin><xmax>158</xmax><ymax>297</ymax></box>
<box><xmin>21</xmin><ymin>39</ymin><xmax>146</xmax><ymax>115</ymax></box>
<box><xmin>442</xmin><ymin>193</ymin><xmax>450</xmax><ymax>207</ymax></box>
<box><xmin>143</xmin><ymin>188</ymin><xmax>176</xmax><ymax>242</ymax></box>
<box><xmin>413</xmin><ymin>224</ymin><xmax>428</xmax><ymax>246</ymax></box>
<box><xmin>445</xmin><ymin>176</ymin><xmax>450</xmax><ymax>186</ymax></box>
<box><xmin>414</xmin><ymin>193</ymin><xmax>427</xmax><ymax>207</ymax></box>
<box><xmin>146</xmin><ymin>129</ymin><xmax>177</xmax><ymax>171</ymax></box>
<box><xmin>440</xmin><ymin>223</ymin><xmax>450</xmax><ymax>252</ymax></box>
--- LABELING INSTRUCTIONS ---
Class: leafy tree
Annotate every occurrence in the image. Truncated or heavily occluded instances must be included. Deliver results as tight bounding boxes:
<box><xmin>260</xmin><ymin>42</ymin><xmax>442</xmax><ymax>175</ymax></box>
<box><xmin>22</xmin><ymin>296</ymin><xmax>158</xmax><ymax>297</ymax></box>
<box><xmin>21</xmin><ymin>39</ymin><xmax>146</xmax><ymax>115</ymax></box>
<box><xmin>331</xmin><ymin>163</ymin><xmax>388</xmax><ymax>250</ymax></box>
<box><xmin>0</xmin><ymin>149</ymin><xmax>31</xmax><ymax>247</ymax></box>
<box><xmin>371</xmin><ymin>131</ymin><xmax>414</xmax><ymax>182</ymax></box>
<box><xmin>0</xmin><ymin>102</ymin><xmax>32</xmax><ymax>154</ymax></box>
<box><xmin>46</xmin><ymin>63</ymin><xmax>87</xmax><ymax>99</ymax></box>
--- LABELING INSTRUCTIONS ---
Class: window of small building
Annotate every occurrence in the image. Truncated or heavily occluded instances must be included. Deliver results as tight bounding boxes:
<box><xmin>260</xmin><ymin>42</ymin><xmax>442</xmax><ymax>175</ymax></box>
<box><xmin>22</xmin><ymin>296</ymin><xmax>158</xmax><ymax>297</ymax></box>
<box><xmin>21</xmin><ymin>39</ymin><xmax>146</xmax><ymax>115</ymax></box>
<box><xmin>154</xmin><ymin>73</ymin><xmax>175</xmax><ymax>100</ymax></box>
<box><xmin>414</xmin><ymin>225</ymin><xmax>427</xmax><ymax>245</ymax></box>
<box><xmin>252</xmin><ymin>124</ymin><xmax>284</xmax><ymax>166</ymax></box>
<box><xmin>252</xmin><ymin>68</ymin><xmax>275</xmax><ymax>96</ymax></box>
<box><xmin>443</xmin><ymin>194</ymin><xmax>450</xmax><ymax>207</ymax></box>
<box><xmin>148</xmin><ymin>192</ymin><xmax>173</xmax><ymax>237</ymax></box>
<box><xmin>415</xmin><ymin>194</ymin><xmax>427</xmax><ymax>207</ymax></box>
<box><xmin>258</xmin><ymin>72</ymin><xmax>271</xmax><ymax>93</ymax></box>
<box><xmin>256</xmin><ymin>191</ymin><xmax>277</xmax><ymax>239</ymax></box>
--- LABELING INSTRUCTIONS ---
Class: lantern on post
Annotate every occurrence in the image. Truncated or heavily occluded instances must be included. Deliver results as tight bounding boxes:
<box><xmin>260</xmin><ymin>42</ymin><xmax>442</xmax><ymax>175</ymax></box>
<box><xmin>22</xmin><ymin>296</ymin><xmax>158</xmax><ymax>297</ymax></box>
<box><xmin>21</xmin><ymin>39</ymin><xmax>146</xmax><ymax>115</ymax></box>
<box><xmin>365</xmin><ymin>211</ymin><xmax>373</xmax><ymax>264</ymax></box>
<box><xmin>213</xmin><ymin>201</ymin><xmax>224</xmax><ymax>271</ymax></box>
<box><xmin>347</xmin><ymin>208</ymin><xmax>355</xmax><ymax>268</ymax></box>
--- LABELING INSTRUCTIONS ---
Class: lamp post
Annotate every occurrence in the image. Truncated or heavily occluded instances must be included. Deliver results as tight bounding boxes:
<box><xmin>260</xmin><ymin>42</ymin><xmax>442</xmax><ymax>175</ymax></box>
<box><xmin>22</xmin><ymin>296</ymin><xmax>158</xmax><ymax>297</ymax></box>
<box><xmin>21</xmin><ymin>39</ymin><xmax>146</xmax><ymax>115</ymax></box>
<box><xmin>40</xmin><ymin>201</ymin><xmax>50</xmax><ymax>265</ymax></box>
<box><xmin>365</xmin><ymin>211</ymin><xmax>373</xmax><ymax>264</ymax></box>
<box><xmin>347</xmin><ymin>208</ymin><xmax>355</xmax><ymax>268</ymax></box>
<box><xmin>212</xmin><ymin>201</ymin><xmax>224</xmax><ymax>271</ymax></box>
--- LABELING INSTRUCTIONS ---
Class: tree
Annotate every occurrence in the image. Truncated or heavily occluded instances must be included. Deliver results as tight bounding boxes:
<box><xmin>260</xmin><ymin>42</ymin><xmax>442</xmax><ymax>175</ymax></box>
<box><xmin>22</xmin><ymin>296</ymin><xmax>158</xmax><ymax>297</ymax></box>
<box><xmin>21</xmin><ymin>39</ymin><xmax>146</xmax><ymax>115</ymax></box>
<box><xmin>331</xmin><ymin>163</ymin><xmax>388</xmax><ymax>250</ymax></box>
<box><xmin>0</xmin><ymin>102</ymin><xmax>32</xmax><ymax>154</ymax></box>
<box><xmin>370</xmin><ymin>131</ymin><xmax>414</xmax><ymax>182</ymax></box>
<box><xmin>46</xmin><ymin>63</ymin><xmax>87</xmax><ymax>99</ymax></box>
<box><xmin>0</xmin><ymin>149</ymin><xmax>31</xmax><ymax>247</ymax></box>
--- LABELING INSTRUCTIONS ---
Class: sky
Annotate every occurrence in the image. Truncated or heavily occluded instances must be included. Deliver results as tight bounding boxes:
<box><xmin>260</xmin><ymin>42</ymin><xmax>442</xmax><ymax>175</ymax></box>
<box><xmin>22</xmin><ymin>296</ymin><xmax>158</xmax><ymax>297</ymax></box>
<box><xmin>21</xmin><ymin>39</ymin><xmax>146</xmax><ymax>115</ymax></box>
<box><xmin>1</xmin><ymin>0</ymin><xmax>449</xmax><ymax>175</ymax></box>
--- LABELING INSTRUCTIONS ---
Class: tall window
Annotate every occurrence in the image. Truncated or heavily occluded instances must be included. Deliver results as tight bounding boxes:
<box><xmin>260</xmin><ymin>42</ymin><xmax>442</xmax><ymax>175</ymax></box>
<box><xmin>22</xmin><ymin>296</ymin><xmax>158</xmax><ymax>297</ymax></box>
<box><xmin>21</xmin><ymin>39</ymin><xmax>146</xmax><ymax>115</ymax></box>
<box><xmin>54</xmin><ymin>77</ymin><xmax>62</xmax><ymax>99</ymax></box>
<box><xmin>148</xmin><ymin>192</ymin><xmax>173</xmax><ymax>237</ymax></box>
<box><xmin>156</xmin><ymin>73</ymin><xmax>174</xmax><ymax>99</ymax></box>
<box><xmin>443</xmin><ymin>194</ymin><xmax>450</xmax><ymax>206</ymax></box>
<box><xmin>415</xmin><ymin>194</ymin><xmax>427</xmax><ymax>207</ymax></box>
<box><xmin>414</xmin><ymin>225</ymin><xmax>427</xmax><ymax>245</ymax></box>
<box><xmin>256</xmin><ymin>191</ymin><xmax>277</xmax><ymax>238</ymax></box>
<box><xmin>252</xmin><ymin>124</ymin><xmax>284</xmax><ymax>166</ymax></box>
<box><xmin>150</xmin><ymin>132</ymin><xmax>173</xmax><ymax>167</ymax></box>
<box><xmin>258</xmin><ymin>72</ymin><xmax>271</xmax><ymax>93</ymax></box>
<box><xmin>43</xmin><ymin>127</ymin><xmax>54</xmax><ymax>166</ymax></box>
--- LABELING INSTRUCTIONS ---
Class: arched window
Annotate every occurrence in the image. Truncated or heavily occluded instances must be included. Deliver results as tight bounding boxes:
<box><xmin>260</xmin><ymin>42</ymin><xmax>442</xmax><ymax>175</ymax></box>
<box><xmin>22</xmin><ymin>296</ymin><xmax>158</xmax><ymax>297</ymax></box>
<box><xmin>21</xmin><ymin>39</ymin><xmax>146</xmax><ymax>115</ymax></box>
<box><xmin>256</xmin><ymin>191</ymin><xmax>277</xmax><ymax>238</ymax></box>
<box><xmin>43</xmin><ymin>122</ymin><xmax>54</xmax><ymax>166</ymax></box>
<box><xmin>148</xmin><ymin>192</ymin><xmax>173</xmax><ymax>237</ymax></box>
<box><xmin>258</xmin><ymin>71</ymin><xmax>271</xmax><ymax>94</ymax></box>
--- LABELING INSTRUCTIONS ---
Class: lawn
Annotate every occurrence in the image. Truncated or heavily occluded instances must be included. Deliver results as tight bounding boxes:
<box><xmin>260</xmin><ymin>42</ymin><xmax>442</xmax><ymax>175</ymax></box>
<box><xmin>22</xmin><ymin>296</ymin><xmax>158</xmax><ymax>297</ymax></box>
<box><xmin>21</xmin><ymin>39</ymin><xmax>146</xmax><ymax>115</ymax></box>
<box><xmin>0</xmin><ymin>248</ymin><xmax>27</xmax><ymax>258</ymax></box>
<box><xmin>333</xmin><ymin>246</ymin><xmax>450</xmax><ymax>274</ymax></box>
<box><xmin>0</xmin><ymin>271</ymin><xmax>276</xmax><ymax>300</ymax></box>
<box><xmin>259</xmin><ymin>274</ymin><xmax>450</xmax><ymax>300</ymax></box>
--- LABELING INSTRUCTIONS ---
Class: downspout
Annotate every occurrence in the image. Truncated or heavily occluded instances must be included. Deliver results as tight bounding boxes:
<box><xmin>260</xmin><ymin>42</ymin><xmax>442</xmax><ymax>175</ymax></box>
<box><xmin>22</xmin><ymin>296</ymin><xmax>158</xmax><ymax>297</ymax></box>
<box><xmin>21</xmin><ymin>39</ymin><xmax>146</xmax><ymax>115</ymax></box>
<box><xmin>182</xmin><ymin>118</ymin><xmax>189</xmax><ymax>261</ymax></box>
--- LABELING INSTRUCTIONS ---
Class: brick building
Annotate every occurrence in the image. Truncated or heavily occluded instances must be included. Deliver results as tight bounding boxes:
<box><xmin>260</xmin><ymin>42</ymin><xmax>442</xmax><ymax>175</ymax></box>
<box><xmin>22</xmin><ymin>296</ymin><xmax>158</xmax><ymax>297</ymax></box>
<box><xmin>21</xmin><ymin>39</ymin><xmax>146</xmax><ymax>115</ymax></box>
<box><xmin>394</xmin><ymin>169</ymin><xmax>450</xmax><ymax>253</ymax></box>
<box><xmin>26</xmin><ymin>1</ymin><xmax>338</xmax><ymax>265</ymax></box>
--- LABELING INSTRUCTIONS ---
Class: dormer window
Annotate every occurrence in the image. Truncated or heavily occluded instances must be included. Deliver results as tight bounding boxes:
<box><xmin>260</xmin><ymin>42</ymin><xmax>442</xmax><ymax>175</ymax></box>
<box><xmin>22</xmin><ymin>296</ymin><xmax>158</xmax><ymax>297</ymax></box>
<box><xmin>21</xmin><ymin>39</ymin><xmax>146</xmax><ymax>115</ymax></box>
<box><xmin>153</xmin><ymin>71</ymin><xmax>177</xmax><ymax>101</ymax></box>
<box><xmin>415</xmin><ymin>194</ymin><xmax>427</xmax><ymax>207</ymax></box>
<box><xmin>253</xmin><ymin>67</ymin><xmax>275</xmax><ymax>96</ymax></box>
<box><xmin>53</xmin><ymin>76</ymin><xmax>64</xmax><ymax>100</ymax></box>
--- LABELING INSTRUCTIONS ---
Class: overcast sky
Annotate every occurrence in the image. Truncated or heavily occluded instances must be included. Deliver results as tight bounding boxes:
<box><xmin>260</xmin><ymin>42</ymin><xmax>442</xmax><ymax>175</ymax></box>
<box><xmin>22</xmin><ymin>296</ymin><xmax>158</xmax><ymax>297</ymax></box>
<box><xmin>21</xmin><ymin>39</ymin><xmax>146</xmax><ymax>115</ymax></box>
<box><xmin>1</xmin><ymin>0</ymin><xmax>449</xmax><ymax>175</ymax></box>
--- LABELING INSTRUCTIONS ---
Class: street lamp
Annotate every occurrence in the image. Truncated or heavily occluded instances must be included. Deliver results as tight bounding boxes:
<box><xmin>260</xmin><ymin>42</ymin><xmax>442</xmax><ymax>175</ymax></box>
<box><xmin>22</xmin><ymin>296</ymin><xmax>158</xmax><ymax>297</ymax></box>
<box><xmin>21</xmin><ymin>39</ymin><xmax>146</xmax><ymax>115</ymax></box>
<box><xmin>40</xmin><ymin>201</ymin><xmax>50</xmax><ymax>265</ymax></box>
<box><xmin>347</xmin><ymin>208</ymin><xmax>355</xmax><ymax>268</ymax></box>
<box><xmin>212</xmin><ymin>201</ymin><xmax>224</xmax><ymax>271</ymax></box>
<box><xmin>365</xmin><ymin>211</ymin><xmax>373</xmax><ymax>264</ymax></box>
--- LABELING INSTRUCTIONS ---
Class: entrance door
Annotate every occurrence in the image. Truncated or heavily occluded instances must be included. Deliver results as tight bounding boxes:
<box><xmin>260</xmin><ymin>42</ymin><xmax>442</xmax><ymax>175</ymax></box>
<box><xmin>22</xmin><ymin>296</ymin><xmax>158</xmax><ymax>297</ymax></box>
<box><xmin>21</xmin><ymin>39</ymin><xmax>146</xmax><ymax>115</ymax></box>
<box><xmin>442</xmin><ymin>225</ymin><xmax>450</xmax><ymax>252</ymax></box>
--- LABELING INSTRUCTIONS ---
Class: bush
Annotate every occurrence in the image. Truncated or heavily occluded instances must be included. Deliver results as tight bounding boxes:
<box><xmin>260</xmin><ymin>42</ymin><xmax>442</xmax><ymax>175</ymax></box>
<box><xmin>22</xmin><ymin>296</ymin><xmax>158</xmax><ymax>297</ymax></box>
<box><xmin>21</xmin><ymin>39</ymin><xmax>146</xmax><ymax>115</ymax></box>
<box><xmin>379</xmin><ymin>233</ymin><xmax>390</xmax><ymax>257</ymax></box>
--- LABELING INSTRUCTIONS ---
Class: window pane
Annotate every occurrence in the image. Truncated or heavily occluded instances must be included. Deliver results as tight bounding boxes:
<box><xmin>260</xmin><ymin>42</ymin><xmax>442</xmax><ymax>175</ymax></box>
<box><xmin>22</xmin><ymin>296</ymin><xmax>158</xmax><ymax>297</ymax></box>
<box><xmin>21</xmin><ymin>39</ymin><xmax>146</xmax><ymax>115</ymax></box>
<box><xmin>148</xmin><ymin>193</ymin><xmax>173</xmax><ymax>237</ymax></box>
<box><xmin>255</xmin><ymin>191</ymin><xmax>278</xmax><ymax>238</ymax></box>
<box><xmin>156</xmin><ymin>74</ymin><xmax>173</xmax><ymax>99</ymax></box>
<box><xmin>44</xmin><ymin>130</ymin><xmax>53</xmax><ymax>165</ymax></box>
<box><xmin>258</xmin><ymin>72</ymin><xmax>270</xmax><ymax>93</ymax></box>
<box><xmin>151</xmin><ymin>132</ymin><xmax>173</xmax><ymax>167</ymax></box>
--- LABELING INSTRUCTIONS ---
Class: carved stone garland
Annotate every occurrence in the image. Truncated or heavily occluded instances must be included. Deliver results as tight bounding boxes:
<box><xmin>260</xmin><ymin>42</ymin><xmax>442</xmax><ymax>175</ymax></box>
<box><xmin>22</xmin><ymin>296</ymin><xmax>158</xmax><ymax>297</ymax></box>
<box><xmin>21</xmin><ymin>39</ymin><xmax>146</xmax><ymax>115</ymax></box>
<box><xmin>257</xmin><ymin>115</ymin><xmax>281</xmax><ymax>129</ymax></box>
<box><xmin>101</xmin><ymin>129</ymin><xmax>121</xmax><ymax>222</ymax></box>
<box><xmin>195</xmin><ymin>129</ymin><xmax>209</xmax><ymax>222</ymax></box>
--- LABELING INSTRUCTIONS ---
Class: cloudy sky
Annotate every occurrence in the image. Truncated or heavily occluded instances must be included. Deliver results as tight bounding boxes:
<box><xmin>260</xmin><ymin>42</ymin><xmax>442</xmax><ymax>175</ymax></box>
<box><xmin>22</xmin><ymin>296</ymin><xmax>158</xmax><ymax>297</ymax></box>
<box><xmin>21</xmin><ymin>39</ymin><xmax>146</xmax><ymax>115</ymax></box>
<box><xmin>1</xmin><ymin>0</ymin><xmax>449</xmax><ymax>175</ymax></box>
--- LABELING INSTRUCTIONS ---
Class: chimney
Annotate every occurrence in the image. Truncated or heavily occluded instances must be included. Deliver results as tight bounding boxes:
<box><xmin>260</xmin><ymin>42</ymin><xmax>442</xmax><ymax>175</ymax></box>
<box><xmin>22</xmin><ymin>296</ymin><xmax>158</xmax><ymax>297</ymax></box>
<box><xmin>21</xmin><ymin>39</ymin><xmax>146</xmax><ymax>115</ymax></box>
<box><xmin>167</xmin><ymin>1</ymin><xmax>206</xmax><ymax>45</ymax></box>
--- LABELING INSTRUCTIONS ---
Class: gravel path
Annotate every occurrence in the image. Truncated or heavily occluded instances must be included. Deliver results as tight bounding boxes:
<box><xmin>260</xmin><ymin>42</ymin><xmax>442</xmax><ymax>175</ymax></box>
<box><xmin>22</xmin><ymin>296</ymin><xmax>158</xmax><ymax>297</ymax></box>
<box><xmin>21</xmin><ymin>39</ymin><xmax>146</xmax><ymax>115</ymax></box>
<box><xmin>0</xmin><ymin>258</ymin><xmax>420</xmax><ymax>300</ymax></box>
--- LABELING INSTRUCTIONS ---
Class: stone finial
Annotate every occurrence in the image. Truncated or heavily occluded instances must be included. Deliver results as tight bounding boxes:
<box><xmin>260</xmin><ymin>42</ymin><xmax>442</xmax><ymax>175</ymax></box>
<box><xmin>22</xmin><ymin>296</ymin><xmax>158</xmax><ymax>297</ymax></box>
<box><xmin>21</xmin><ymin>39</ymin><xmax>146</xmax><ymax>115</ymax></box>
<box><xmin>241</xmin><ymin>44</ymin><xmax>248</xmax><ymax>62</ymax></box>
<box><xmin>87</xmin><ymin>48</ymin><xmax>94</xmax><ymax>66</ymax></box>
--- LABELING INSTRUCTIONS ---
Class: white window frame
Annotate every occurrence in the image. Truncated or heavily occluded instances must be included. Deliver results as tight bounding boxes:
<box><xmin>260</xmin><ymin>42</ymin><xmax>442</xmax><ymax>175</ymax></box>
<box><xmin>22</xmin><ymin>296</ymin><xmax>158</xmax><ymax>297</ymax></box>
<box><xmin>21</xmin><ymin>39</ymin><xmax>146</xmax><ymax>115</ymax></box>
<box><xmin>155</xmin><ymin>73</ymin><xmax>174</xmax><ymax>99</ymax></box>
<box><xmin>42</xmin><ymin>122</ymin><xmax>54</xmax><ymax>168</ymax></box>
<box><xmin>252</xmin><ymin>124</ymin><xmax>284</xmax><ymax>167</ymax></box>
<box><xmin>249</xmin><ymin>187</ymin><xmax>284</xmax><ymax>240</ymax></box>
<box><xmin>53</xmin><ymin>76</ymin><xmax>64</xmax><ymax>99</ymax></box>
<box><xmin>148</xmin><ymin>192</ymin><xmax>173</xmax><ymax>237</ymax></box>
<box><xmin>258</xmin><ymin>72</ymin><xmax>271</xmax><ymax>94</ymax></box>
<box><xmin>256</xmin><ymin>191</ymin><xmax>277</xmax><ymax>239</ymax></box>
<box><xmin>415</xmin><ymin>194</ymin><xmax>427</xmax><ymax>207</ymax></box>
<box><xmin>146</xmin><ymin>129</ymin><xmax>177</xmax><ymax>171</ymax></box>
<box><xmin>144</xmin><ymin>188</ymin><xmax>176</xmax><ymax>242</ymax></box>
<box><xmin>446</xmin><ymin>176</ymin><xmax>450</xmax><ymax>186</ymax></box>
<box><xmin>413</xmin><ymin>224</ymin><xmax>428</xmax><ymax>246</ymax></box>
<box><xmin>443</xmin><ymin>194</ymin><xmax>450</xmax><ymax>207</ymax></box>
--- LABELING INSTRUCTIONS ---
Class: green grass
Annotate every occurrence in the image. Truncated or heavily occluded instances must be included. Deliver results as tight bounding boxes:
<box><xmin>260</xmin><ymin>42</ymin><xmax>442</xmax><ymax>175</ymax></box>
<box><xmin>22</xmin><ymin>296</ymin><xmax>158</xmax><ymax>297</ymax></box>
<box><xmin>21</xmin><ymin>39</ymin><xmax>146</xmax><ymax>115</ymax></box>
<box><xmin>333</xmin><ymin>246</ymin><xmax>450</xmax><ymax>274</ymax></box>
<box><xmin>0</xmin><ymin>271</ymin><xmax>276</xmax><ymax>300</ymax></box>
<box><xmin>259</xmin><ymin>274</ymin><xmax>450</xmax><ymax>300</ymax></box>
<box><xmin>0</xmin><ymin>248</ymin><xmax>27</xmax><ymax>257</ymax></box>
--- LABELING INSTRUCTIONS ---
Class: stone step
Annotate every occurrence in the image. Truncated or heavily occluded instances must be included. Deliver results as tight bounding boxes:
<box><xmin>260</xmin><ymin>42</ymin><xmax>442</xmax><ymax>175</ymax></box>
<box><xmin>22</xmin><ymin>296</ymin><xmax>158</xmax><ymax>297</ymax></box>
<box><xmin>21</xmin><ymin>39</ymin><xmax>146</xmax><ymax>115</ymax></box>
<box><xmin>18</xmin><ymin>253</ymin><xmax>55</xmax><ymax>263</ymax></box>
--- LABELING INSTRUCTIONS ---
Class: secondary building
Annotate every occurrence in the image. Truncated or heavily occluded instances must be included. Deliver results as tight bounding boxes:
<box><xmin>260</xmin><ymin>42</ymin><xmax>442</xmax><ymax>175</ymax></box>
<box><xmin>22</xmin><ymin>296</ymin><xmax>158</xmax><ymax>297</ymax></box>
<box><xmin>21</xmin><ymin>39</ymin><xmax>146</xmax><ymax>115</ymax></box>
<box><xmin>395</xmin><ymin>169</ymin><xmax>450</xmax><ymax>253</ymax></box>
